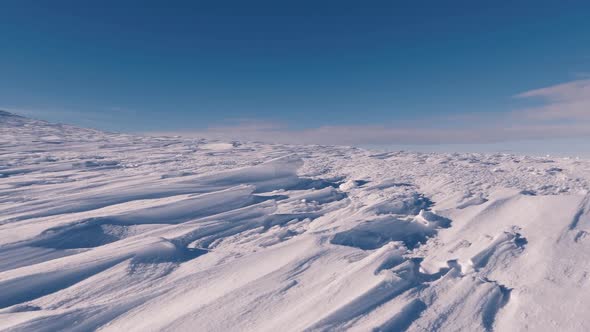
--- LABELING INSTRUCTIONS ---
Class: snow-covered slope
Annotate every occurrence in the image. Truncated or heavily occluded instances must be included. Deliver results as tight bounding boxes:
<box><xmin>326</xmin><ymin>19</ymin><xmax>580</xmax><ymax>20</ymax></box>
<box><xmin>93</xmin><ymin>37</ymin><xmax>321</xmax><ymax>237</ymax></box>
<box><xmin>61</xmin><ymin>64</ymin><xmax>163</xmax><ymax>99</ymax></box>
<box><xmin>1</xmin><ymin>111</ymin><xmax>590</xmax><ymax>331</ymax></box>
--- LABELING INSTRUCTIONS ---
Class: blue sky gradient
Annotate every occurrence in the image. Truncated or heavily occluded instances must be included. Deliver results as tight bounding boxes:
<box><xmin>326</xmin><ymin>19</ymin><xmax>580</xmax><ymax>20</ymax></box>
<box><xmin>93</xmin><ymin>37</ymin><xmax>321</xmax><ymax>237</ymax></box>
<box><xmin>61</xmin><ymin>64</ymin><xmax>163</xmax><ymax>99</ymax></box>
<box><xmin>2</xmin><ymin>1</ymin><xmax>590</xmax><ymax>147</ymax></box>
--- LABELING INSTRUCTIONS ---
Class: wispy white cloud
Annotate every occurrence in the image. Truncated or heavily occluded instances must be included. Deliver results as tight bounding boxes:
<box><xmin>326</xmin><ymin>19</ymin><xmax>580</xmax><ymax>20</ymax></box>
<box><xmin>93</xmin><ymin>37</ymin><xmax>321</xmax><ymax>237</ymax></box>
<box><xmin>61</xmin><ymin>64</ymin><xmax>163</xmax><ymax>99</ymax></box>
<box><xmin>6</xmin><ymin>80</ymin><xmax>589</xmax><ymax>146</ymax></box>
<box><xmin>514</xmin><ymin>79</ymin><xmax>590</xmax><ymax>121</ymax></box>
<box><xmin>516</xmin><ymin>79</ymin><xmax>590</xmax><ymax>102</ymax></box>
<box><xmin>152</xmin><ymin>79</ymin><xmax>590</xmax><ymax>145</ymax></box>
<box><xmin>153</xmin><ymin>121</ymin><xmax>590</xmax><ymax>145</ymax></box>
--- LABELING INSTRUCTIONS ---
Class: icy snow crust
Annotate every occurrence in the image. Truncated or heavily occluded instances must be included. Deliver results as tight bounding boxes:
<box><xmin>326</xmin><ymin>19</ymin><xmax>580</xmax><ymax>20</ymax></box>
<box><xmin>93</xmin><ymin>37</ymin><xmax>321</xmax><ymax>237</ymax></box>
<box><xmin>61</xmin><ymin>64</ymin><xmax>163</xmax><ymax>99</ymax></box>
<box><xmin>1</xmin><ymin>111</ymin><xmax>590</xmax><ymax>331</ymax></box>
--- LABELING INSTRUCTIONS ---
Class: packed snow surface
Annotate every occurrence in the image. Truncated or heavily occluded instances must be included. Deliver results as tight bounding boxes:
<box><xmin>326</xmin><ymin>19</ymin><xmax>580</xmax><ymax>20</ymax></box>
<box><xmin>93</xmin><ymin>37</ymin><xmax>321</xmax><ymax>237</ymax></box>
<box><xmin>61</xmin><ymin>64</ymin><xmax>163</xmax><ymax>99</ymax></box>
<box><xmin>1</xmin><ymin>110</ymin><xmax>590</xmax><ymax>331</ymax></box>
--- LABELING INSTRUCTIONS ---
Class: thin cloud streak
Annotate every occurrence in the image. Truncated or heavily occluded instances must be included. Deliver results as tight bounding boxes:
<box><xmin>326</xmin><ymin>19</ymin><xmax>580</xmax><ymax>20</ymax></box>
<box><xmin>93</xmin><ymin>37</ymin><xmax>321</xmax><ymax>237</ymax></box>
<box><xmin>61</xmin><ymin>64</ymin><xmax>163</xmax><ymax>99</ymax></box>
<box><xmin>151</xmin><ymin>79</ymin><xmax>590</xmax><ymax>145</ymax></box>
<box><xmin>514</xmin><ymin>79</ymin><xmax>590</xmax><ymax>121</ymax></box>
<box><xmin>153</xmin><ymin>121</ymin><xmax>590</xmax><ymax>145</ymax></box>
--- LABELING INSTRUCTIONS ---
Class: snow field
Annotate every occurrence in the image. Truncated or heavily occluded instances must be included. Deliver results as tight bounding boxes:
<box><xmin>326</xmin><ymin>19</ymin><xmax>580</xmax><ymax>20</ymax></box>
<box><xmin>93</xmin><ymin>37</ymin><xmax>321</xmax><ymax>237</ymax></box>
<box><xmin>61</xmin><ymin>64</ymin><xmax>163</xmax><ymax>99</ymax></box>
<box><xmin>1</xmin><ymin>111</ymin><xmax>590</xmax><ymax>331</ymax></box>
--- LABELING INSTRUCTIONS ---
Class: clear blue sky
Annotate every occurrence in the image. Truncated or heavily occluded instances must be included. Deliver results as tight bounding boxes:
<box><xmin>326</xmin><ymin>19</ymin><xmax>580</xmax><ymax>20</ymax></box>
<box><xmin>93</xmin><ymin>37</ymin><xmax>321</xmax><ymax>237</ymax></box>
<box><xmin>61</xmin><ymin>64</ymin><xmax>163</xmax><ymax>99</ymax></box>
<box><xmin>2</xmin><ymin>1</ymin><xmax>590</xmax><ymax>144</ymax></box>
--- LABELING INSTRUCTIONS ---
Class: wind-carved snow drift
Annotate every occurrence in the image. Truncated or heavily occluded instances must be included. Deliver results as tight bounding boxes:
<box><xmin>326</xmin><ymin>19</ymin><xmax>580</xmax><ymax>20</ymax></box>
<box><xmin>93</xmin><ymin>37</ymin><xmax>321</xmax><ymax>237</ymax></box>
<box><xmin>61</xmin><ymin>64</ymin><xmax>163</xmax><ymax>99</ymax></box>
<box><xmin>1</xmin><ymin>110</ymin><xmax>590</xmax><ymax>331</ymax></box>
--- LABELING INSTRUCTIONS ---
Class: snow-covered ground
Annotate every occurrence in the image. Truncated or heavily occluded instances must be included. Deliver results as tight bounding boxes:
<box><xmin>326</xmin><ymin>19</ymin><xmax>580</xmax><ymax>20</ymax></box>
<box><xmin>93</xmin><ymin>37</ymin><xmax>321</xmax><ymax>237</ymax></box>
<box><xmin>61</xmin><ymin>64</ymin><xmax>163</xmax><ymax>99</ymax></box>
<box><xmin>1</xmin><ymin>110</ymin><xmax>590</xmax><ymax>331</ymax></box>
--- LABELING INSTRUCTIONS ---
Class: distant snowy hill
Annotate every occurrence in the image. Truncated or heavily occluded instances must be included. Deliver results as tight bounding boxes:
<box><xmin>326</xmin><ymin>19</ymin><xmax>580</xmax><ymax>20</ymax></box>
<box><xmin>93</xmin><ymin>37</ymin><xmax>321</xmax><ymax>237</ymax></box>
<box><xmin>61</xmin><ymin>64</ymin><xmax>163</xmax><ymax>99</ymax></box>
<box><xmin>1</xmin><ymin>111</ymin><xmax>590</xmax><ymax>331</ymax></box>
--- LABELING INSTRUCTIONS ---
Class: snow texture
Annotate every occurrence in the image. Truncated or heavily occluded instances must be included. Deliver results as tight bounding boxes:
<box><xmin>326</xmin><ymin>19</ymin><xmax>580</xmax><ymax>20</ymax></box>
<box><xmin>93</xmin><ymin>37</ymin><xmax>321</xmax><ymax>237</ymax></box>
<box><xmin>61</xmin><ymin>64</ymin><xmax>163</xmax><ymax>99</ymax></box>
<box><xmin>1</xmin><ymin>110</ymin><xmax>590</xmax><ymax>331</ymax></box>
